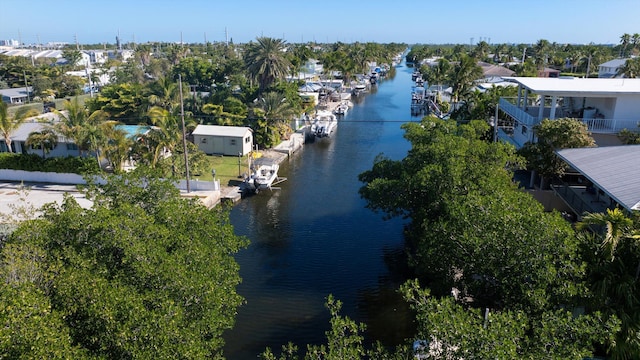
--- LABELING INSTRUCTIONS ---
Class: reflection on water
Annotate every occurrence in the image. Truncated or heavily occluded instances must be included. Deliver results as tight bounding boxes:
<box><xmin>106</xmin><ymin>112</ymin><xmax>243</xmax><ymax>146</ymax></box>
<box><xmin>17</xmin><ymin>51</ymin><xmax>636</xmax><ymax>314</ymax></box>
<box><xmin>224</xmin><ymin>61</ymin><xmax>422</xmax><ymax>359</ymax></box>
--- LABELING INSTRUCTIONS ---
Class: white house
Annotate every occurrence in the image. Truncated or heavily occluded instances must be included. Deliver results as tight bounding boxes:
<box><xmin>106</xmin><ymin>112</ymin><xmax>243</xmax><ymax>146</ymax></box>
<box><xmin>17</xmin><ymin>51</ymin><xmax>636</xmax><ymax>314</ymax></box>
<box><xmin>191</xmin><ymin>125</ymin><xmax>253</xmax><ymax>156</ymax></box>
<box><xmin>598</xmin><ymin>58</ymin><xmax>628</xmax><ymax>78</ymax></box>
<box><xmin>496</xmin><ymin>77</ymin><xmax>640</xmax><ymax>149</ymax></box>
<box><xmin>0</xmin><ymin>87</ymin><xmax>32</xmax><ymax>105</ymax></box>
<box><xmin>0</xmin><ymin>112</ymin><xmax>79</xmax><ymax>157</ymax></box>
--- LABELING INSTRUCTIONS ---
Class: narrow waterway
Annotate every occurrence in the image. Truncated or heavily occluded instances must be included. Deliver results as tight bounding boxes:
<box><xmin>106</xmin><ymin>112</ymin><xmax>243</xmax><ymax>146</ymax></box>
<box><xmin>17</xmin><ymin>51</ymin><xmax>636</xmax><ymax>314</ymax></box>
<box><xmin>224</xmin><ymin>61</ymin><xmax>423</xmax><ymax>359</ymax></box>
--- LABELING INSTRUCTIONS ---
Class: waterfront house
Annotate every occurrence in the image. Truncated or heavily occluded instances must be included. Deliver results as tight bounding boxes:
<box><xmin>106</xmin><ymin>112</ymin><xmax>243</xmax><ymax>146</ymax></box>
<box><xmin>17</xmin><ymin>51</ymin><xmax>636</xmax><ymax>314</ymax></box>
<box><xmin>191</xmin><ymin>125</ymin><xmax>253</xmax><ymax>156</ymax></box>
<box><xmin>496</xmin><ymin>77</ymin><xmax>640</xmax><ymax>149</ymax></box>
<box><xmin>551</xmin><ymin>145</ymin><xmax>640</xmax><ymax>218</ymax></box>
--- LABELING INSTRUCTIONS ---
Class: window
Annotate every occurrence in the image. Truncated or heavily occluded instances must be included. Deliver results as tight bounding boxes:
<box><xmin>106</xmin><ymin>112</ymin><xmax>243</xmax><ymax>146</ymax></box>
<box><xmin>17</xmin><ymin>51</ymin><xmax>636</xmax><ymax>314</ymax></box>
<box><xmin>245</xmin><ymin>136</ymin><xmax>251</xmax><ymax>143</ymax></box>
<box><xmin>201</xmin><ymin>138</ymin><xmax>207</xmax><ymax>144</ymax></box>
<box><xmin>66</xmin><ymin>143</ymin><xmax>78</xmax><ymax>150</ymax></box>
<box><xmin>230</xmin><ymin>139</ymin><xmax>236</xmax><ymax>146</ymax></box>
<box><xmin>521</xmin><ymin>126</ymin><xmax>528</xmax><ymax>135</ymax></box>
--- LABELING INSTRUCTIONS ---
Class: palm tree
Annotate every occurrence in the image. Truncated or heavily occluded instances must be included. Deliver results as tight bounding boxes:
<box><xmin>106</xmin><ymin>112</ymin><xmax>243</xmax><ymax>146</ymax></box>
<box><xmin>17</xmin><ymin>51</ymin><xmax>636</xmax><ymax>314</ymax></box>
<box><xmin>632</xmin><ymin>33</ymin><xmax>640</xmax><ymax>55</ymax></box>
<box><xmin>577</xmin><ymin>208</ymin><xmax>640</xmax><ymax>359</ymax></box>
<box><xmin>244</xmin><ymin>37</ymin><xmax>292</xmax><ymax>93</ymax></box>
<box><xmin>423</xmin><ymin>59</ymin><xmax>451</xmax><ymax>93</ymax></box>
<box><xmin>620</xmin><ymin>33</ymin><xmax>632</xmax><ymax>57</ymax></box>
<box><xmin>25</xmin><ymin>129</ymin><xmax>58</xmax><ymax>158</ymax></box>
<box><xmin>147</xmin><ymin>76</ymin><xmax>178</xmax><ymax>110</ymax></box>
<box><xmin>449</xmin><ymin>55</ymin><xmax>483</xmax><ymax>104</ymax></box>
<box><xmin>288</xmin><ymin>43</ymin><xmax>313</xmax><ymax>80</ymax></box>
<box><xmin>577</xmin><ymin>208</ymin><xmax>635</xmax><ymax>260</ymax></box>
<box><xmin>253</xmin><ymin>92</ymin><xmax>295</xmax><ymax>148</ymax></box>
<box><xmin>617</xmin><ymin>57</ymin><xmax>640</xmax><ymax>78</ymax></box>
<box><xmin>472</xmin><ymin>41</ymin><xmax>490</xmax><ymax>60</ymax></box>
<box><xmin>146</xmin><ymin>106</ymin><xmax>194</xmax><ymax>168</ymax></box>
<box><xmin>0</xmin><ymin>102</ymin><xmax>40</xmax><ymax>153</ymax></box>
<box><xmin>533</xmin><ymin>39</ymin><xmax>551</xmax><ymax>71</ymax></box>
<box><xmin>102</xmin><ymin>126</ymin><xmax>132</xmax><ymax>172</ymax></box>
<box><xmin>53</xmin><ymin>97</ymin><xmax>91</xmax><ymax>156</ymax></box>
<box><xmin>81</xmin><ymin>112</ymin><xmax>118</xmax><ymax>167</ymax></box>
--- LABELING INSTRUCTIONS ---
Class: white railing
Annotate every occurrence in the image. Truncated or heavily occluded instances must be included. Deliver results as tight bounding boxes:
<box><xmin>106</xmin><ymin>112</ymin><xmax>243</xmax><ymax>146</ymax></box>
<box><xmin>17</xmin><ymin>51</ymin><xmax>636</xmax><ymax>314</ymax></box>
<box><xmin>0</xmin><ymin>169</ymin><xmax>220</xmax><ymax>192</ymax></box>
<box><xmin>582</xmin><ymin>118</ymin><xmax>640</xmax><ymax>134</ymax></box>
<box><xmin>499</xmin><ymin>98</ymin><xmax>538</xmax><ymax>126</ymax></box>
<box><xmin>500</xmin><ymin>98</ymin><xmax>640</xmax><ymax>134</ymax></box>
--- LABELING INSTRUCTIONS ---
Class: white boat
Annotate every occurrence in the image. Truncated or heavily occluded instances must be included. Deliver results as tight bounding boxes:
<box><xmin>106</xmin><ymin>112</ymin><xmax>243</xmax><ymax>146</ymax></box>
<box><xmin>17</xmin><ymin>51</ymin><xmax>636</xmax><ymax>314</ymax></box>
<box><xmin>310</xmin><ymin>110</ymin><xmax>338</xmax><ymax>138</ymax></box>
<box><xmin>333</xmin><ymin>101</ymin><xmax>349</xmax><ymax>116</ymax></box>
<box><xmin>353</xmin><ymin>83</ymin><xmax>367</xmax><ymax>96</ymax></box>
<box><xmin>245</xmin><ymin>159</ymin><xmax>280</xmax><ymax>193</ymax></box>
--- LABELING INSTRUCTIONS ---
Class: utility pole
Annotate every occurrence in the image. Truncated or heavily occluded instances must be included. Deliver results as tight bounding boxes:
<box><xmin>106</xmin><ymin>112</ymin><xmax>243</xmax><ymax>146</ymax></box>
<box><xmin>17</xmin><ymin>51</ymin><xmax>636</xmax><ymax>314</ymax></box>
<box><xmin>179</xmin><ymin>75</ymin><xmax>190</xmax><ymax>193</ymax></box>
<box><xmin>23</xmin><ymin>71</ymin><xmax>29</xmax><ymax>104</ymax></box>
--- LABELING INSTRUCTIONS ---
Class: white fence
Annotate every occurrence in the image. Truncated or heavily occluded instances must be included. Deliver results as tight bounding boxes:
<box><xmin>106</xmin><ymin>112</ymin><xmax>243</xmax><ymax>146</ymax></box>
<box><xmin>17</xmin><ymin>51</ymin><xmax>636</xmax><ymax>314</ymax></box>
<box><xmin>0</xmin><ymin>169</ymin><xmax>219</xmax><ymax>192</ymax></box>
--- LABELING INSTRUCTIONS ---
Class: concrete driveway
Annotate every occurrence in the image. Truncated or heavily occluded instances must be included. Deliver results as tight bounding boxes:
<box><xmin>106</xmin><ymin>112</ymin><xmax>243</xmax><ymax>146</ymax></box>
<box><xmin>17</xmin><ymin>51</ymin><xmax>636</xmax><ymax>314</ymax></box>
<box><xmin>0</xmin><ymin>182</ymin><xmax>92</xmax><ymax>222</ymax></box>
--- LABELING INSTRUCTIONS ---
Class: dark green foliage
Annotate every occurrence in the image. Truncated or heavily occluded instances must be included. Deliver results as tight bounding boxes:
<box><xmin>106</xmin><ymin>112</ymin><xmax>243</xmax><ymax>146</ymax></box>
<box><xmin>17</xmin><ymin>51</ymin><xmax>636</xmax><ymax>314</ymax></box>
<box><xmin>86</xmin><ymin>83</ymin><xmax>148</xmax><ymax>123</ymax></box>
<box><xmin>518</xmin><ymin>118</ymin><xmax>596</xmax><ymax>187</ymax></box>
<box><xmin>618</xmin><ymin>128</ymin><xmax>640</xmax><ymax>144</ymax></box>
<box><xmin>402</xmin><ymin>279</ymin><xmax>619</xmax><ymax>359</ymax></box>
<box><xmin>358</xmin><ymin>117</ymin><xmax>613</xmax><ymax>357</ymax></box>
<box><xmin>0</xmin><ymin>153</ymin><xmax>99</xmax><ymax>174</ymax></box>
<box><xmin>0</xmin><ymin>174</ymin><xmax>248</xmax><ymax>358</ymax></box>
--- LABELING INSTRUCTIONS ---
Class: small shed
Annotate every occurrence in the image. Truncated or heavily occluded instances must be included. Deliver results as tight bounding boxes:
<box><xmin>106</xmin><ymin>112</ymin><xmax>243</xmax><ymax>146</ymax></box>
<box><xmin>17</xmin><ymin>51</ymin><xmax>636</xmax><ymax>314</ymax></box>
<box><xmin>191</xmin><ymin>125</ymin><xmax>253</xmax><ymax>156</ymax></box>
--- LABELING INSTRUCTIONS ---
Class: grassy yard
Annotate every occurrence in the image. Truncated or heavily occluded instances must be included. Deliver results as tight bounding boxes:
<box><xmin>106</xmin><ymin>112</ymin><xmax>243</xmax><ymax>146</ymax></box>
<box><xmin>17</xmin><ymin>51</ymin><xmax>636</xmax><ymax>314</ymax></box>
<box><xmin>191</xmin><ymin>154</ymin><xmax>252</xmax><ymax>186</ymax></box>
<box><xmin>7</xmin><ymin>94</ymin><xmax>92</xmax><ymax>116</ymax></box>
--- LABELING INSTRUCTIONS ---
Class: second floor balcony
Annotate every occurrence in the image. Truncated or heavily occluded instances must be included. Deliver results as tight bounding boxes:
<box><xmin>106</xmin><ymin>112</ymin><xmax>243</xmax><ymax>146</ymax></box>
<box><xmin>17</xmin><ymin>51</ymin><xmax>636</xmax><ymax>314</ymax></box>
<box><xmin>499</xmin><ymin>97</ymin><xmax>640</xmax><ymax>134</ymax></box>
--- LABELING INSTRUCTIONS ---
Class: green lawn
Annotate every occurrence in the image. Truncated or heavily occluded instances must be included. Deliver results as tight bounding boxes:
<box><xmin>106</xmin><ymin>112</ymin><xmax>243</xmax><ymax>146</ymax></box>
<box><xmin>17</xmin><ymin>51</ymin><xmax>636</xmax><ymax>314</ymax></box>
<box><xmin>191</xmin><ymin>154</ymin><xmax>252</xmax><ymax>186</ymax></box>
<box><xmin>7</xmin><ymin>94</ymin><xmax>92</xmax><ymax>116</ymax></box>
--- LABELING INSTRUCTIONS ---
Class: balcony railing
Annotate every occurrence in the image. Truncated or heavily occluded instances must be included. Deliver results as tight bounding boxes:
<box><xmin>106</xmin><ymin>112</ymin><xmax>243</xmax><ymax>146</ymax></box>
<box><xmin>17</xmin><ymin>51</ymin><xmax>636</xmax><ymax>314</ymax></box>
<box><xmin>550</xmin><ymin>181</ymin><xmax>613</xmax><ymax>218</ymax></box>
<box><xmin>583</xmin><ymin>117</ymin><xmax>640</xmax><ymax>134</ymax></box>
<box><xmin>499</xmin><ymin>98</ymin><xmax>537</xmax><ymax>126</ymax></box>
<box><xmin>499</xmin><ymin>98</ymin><xmax>640</xmax><ymax>134</ymax></box>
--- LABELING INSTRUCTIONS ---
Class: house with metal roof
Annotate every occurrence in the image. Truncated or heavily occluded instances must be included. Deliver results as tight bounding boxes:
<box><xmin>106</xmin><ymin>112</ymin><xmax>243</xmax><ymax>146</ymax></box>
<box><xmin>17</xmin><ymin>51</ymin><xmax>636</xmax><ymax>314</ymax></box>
<box><xmin>0</xmin><ymin>87</ymin><xmax>32</xmax><ymax>104</ymax></box>
<box><xmin>0</xmin><ymin>112</ymin><xmax>80</xmax><ymax>157</ymax></box>
<box><xmin>551</xmin><ymin>145</ymin><xmax>640</xmax><ymax>217</ymax></box>
<box><xmin>496</xmin><ymin>77</ymin><xmax>640</xmax><ymax>149</ymax></box>
<box><xmin>191</xmin><ymin>125</ymin><xmax>253</xmax><ymax>156</ymax></box>
<box><xmin>598</xmin><ymin>58</ymin><xmax>628</xmax><ymax>78</ymax></box>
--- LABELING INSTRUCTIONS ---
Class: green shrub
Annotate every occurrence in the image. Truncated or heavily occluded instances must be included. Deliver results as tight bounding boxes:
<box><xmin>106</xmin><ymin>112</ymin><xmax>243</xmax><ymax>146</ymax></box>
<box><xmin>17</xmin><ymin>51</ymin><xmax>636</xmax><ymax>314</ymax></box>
<box><xmin>0</xmin><ymin>153</ymin><xmax>99</xmax><ymax>174</ymax></box>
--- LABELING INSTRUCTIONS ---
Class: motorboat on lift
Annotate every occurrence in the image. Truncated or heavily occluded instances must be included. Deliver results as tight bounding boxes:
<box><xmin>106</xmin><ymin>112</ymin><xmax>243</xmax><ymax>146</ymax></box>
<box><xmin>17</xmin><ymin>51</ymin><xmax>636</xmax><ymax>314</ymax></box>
<box><xmin>244</xmin><ymin>158</ymin><xmax>283</xmax><ymax>193</ymax></box>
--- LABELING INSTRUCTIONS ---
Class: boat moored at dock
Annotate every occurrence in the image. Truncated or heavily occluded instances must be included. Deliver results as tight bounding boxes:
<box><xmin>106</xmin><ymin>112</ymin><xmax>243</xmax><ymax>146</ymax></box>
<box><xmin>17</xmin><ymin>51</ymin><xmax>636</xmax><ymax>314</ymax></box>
<box><xmin>244</xmin><ymin>158</ymin><xmax>286</xmax><ymax>193</ymax></box>
<box><xmin>310</xmin><ymin>110</ymin><xmax>338</xmax><ymax>138</ymax></box>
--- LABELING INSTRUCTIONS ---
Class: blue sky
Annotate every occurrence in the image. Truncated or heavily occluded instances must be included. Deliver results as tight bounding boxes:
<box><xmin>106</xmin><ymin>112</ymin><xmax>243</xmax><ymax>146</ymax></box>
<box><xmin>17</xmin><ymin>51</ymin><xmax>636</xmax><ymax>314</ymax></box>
<box><xmin>1</xmin><ymin>0</ymin><xmax>638</xmax><ymax>46</ymax></box>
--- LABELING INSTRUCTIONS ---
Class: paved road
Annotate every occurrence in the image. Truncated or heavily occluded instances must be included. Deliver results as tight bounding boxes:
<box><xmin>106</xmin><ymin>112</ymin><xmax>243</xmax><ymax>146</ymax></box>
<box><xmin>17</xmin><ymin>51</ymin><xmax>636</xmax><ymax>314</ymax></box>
<box><xmin>0</xmin><ymin>182</ymin><xmax>92</xmax><ymax>222</ymax></box>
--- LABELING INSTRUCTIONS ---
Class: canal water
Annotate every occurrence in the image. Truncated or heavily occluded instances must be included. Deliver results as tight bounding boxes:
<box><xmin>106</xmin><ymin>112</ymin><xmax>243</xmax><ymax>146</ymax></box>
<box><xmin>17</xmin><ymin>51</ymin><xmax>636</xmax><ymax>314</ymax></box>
<box><xmin>224</xmin><ymin>61</ymin><xmax>423</xmax><ymax>359</ymax></box>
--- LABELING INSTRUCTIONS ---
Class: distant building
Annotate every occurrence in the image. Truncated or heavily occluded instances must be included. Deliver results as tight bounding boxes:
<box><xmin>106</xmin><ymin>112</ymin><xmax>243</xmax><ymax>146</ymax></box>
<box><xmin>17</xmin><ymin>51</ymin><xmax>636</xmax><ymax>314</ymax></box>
<box><xmin>0</xmin><ymin>39</ymin><xmax>19</xmax><ymax>47</ymax></box>
<box><xmin>537</xmin><ymin>67</ymin><xmax>561</xmax><ymax>78</ymax></box>
<box><xmin>0</xmin><ymin>87</ymin><xmax>33</xmax><ymax>105</ymax></box>
<box><xmin>598</xmin><ymin>58</ymin><xmax>628</xmax><ymax>78</ymax></box>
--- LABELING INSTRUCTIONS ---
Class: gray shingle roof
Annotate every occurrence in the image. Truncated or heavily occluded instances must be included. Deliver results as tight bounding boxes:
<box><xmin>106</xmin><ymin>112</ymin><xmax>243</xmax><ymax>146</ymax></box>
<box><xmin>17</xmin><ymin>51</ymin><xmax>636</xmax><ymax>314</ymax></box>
<box><xmin>556</xmin><ymin>145</ymin><xmax>640</xmax><ymax>211</ymax></box>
